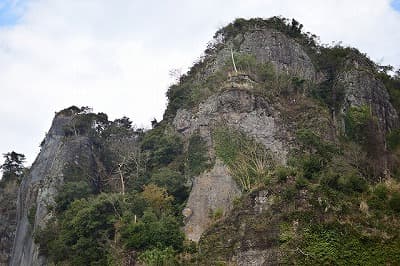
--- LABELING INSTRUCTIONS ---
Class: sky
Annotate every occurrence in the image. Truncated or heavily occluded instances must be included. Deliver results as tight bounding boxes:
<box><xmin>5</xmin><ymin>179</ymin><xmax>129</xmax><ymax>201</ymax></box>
<box><xmin>0</xmin><ymin>0</ymin><xmax>399</xmax><ymax>166</ymax></box>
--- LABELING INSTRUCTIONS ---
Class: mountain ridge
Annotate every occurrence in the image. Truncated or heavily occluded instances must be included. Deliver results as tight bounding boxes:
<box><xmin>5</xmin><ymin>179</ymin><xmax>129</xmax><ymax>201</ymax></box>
<box><xmin>1</xmin><ymin>16</ymin><xmax>400</xmax><ymax>265</ymax></box>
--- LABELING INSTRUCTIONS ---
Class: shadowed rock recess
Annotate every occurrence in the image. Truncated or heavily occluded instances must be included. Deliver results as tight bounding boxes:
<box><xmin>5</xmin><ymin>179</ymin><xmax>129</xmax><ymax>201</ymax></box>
<box><xmin>3</xmin><ymin>17</ymin><xmax>400</xmax><ymax>265</ymax></box>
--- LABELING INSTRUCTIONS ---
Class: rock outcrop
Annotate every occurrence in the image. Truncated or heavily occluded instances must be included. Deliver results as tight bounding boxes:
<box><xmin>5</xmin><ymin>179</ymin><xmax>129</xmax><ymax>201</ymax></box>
<box><xmin>173</xmin><ymin>75</ymin><xmax>290</xmax><ymax>241</ymax></box>
<box><xmin>4</xmin><ymin>17</ymin><xmax>400</xmax><ymax>266</ymax></box>
<box><xmin>183</xmin><ymin>160</ymin><xmax>240</xmax><ymax>241</ymax></box>
<box><xmin>0</xmin><ymin>180</ymin><xmax>18</xmax><ymax>265</ymax></box>
<box><xmin>10</xmin><ymin>111</ymin><xmax>101</xmax><ymax>266</ymax></box>
<box><xmin>337</xmin><ymin>59</ymin><xmax>399</xmax><ymax>133</ymax></box>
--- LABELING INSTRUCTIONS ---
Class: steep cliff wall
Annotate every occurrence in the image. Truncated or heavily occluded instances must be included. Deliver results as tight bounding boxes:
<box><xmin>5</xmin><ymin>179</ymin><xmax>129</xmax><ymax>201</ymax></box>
<box><xmin>5</xmin><ymin>17</ymin><xmax>400</xmax><ymax>266</ymax></box>
<box><xmin>168</xmin><ymin>18</ymin><xmax>400</xmax><ymax>264</ymax></box>
<box><xmin>337</xmin><ymin>58</ymin><xmax>398</xmax><ymax>133</ymax></box>
<box><xmin>10</xmin><ymin>111</ymin><xmax>101</xmax><ymax>266</ymax></box>
<box><xmin>0</xmin><ymin>180</ymin><xmax>18</xmax><ymax>265</ymax></box>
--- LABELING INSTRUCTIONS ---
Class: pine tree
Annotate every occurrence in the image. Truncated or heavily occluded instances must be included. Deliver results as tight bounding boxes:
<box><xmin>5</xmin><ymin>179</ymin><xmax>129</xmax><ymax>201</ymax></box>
<box><xmin>1</xmin><ymin>151</ymin><xmax>26</xmax><ymax>182</ymax></box>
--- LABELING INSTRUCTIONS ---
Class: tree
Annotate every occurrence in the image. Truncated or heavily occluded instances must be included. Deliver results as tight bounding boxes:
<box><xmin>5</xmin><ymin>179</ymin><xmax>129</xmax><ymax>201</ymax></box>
<box><xmin>1</xmin><ymin>151</ymin><xmax>26</xmax><ymax>181</ymax></box>
<box><xmin>141</xmin><ymin>184</ymin><xmax>174</xmax><ymax>216</ymax></box>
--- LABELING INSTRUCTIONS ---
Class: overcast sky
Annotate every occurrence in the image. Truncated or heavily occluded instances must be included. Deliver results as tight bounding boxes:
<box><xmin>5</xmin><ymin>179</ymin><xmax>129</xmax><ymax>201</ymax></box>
<box><xmin>0</xmin><ymin>0</ymin><xmax>399</xmax><ymax>166</ymax></box>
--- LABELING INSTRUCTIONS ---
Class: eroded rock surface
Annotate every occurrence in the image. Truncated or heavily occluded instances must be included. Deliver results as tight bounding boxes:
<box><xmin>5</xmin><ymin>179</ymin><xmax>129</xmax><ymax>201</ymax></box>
<box><xmin>338</xmin><ymin>64</ymin><xmax>399</xmax><ymax>133</ymax></box>
<box><xmin>205</xmin><ymin>28</ymin><xmax>316</xmax><ymax>82</ymax></box>
<box><xmin>0</xmin><ymin>180</ymin><xmax>18</xmax><ymax>265</ymax></box>
<box><xmin>174</xmin><ymin>88</ymin><xmax>288</xmax><ymax>163</ymax></box>
<box><xmin>184</xmin><ymin>160</ymin><xmax>240</xmax><ymax>241</ymax></box>
<box><xmin>10</xmin><ymin>112</ymin><xmax>99</xmax><ymax>266</ymax></box>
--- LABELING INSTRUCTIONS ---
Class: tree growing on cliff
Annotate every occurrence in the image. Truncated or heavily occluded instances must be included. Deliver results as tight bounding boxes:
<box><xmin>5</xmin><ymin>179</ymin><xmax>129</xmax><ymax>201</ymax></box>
<box><xmin>0</xmin><ymin>151</ymin><xmax>26</xmax><ymax>182</ymax></box>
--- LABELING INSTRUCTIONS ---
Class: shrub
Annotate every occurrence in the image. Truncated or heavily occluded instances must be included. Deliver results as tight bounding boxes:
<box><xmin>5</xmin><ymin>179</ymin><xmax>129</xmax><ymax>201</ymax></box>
<box><xmin>297</xmin><ymin>224</ymin><xmax>400</xmax><ymax>265</ymax></box>
<box><xmin>187</xmin><ymin>134</ymin><xmax>210</xmax><ymax>176</ymax></box>
<box><xmin>141</xmin><ymin>126</ymin><xmax>183</xmax><ymax>169</ymax></box>
<box><xmin>374</xmin><ymin>184</ymin><xmax>389</xmax><ymax>200</ymax></box>
<box><xmin>35</xmin><ymin>194</ymin><xmax>124</xmax><ymax>265</ymax></box>
<box><xmin>213</xmin><ymin>127</ymin><xmax>275</xmax><ymax>191</ymax></box>
<box><xmin>389</xmin><ymin>192</ymin><xmax>400</xmax><ymax>213</ymax></box>
<box><xmin>138</xmin><ymin>247</ymin><xmax>177</xmax><ymax>266</ymax></box>
<box><xmin>387</xmin><ymin>129</ymin><xmax>400</xmax><ymax>151</ymax></box>
<box><xmin>337</xmin><ymin>174</ymin><xmax>368</xmax><ymax>193</ymax></box>
<box><xmin>55</xmin><ymin>181</ymin><xmax>92</xmax><ymax>213</ymax></box>
<box><xmin>141</xmin><ymin>184</ymin><xmax>174</xmax><ymax>216</ymax></box>
<box><xmin>150</xmin><ymin>168</ymin><xmax>188</xmax><ymax>204</ymax></box>
<box><xmin>28</xmin><ymin>205</ymin><xmax>37</xmax><ymax>227</ymax></box>
<box><xmin>345</xmin><ymin>105</ymin><xmax>373</xmax><ymax>143</ymax></box>
<box><xmin>275</xmin><ymin>166</ymin><xmax>294</xmax><ymax>182</ymax></box>
<box><xmin>210</xmin><ymin>208</ymin><xmax>224</xmax><ymax>221</ymax></box>
<box><xmin>295</xmin><ymin>177</ymin><xmax>308</xmax><ymax>189</ymax></box>
<box><xmin>121</xmin><ymin>210</ymin><xmax>184</xmax><ymax>252</ymax></box>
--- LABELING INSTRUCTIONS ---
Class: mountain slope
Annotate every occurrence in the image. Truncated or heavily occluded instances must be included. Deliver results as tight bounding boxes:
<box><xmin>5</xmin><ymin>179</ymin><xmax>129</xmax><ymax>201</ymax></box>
<box><xmin>3</xmin><ymin>17</ymin><xmax>400</xmax><ymax>265</ymax></box>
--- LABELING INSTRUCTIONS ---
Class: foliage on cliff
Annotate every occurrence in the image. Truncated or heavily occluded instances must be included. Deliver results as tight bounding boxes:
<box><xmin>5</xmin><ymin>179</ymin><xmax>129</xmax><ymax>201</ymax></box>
<box><xmin>12</xmin><ymin>16</ymin><xmax>400</xmax><ymax>265</ymax></box>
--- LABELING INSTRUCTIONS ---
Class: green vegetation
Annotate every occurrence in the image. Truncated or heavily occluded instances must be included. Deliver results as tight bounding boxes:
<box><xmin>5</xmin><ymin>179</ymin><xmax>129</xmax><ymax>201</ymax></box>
<box><xmin>214</xmin><ymin>17</ymin><xmax>317</xmax><ymax>51</ymax></box>
<box><xmin>0</xmin><ymin>151</ymin><xmax>26</xmax><ymax>184</ymax></box>
<box><xmin>121</xmin><ymin>209</ymin><xmax>184</xmax><ymax>252</ymax></box>
<box><xmin>387</xmin><ymin>128</ymin><xmax>400</xmax><ymax>151</ymax></box>
<box><xmin>287</xmin><ymin>224</ymin><xmax>400</xmax><ymax>265</ymax></box>
<box><xmin>138</xmin><ymin>247</ymin><xmax>178</xmax><ymax>266</ymax></box>
<box><xmin>186</xmin><ymin>133</ymin><xmax>210</xmax><ymax>176</ymax></box>
<box><xmin>377</xmin><ymin>67</ymin><xmax>400</xmax><ymax>113</ymax></box>
<box><xmin>213</xmin><ymin>127</ymin><xmax>275</xmax><ymax>191</ymax></box>
<box><xmin>141</xmin><ymin>125</ymin><xmax>183</xmax><ymax>169</ymax></box>
<box><xmin>28</xmin><ymin>205</ymin><xmax>37</xmax><ymax>227</ymax></box>
<box><xmin>27</xmin><ymin>15</ymin><xmax>400</xmax><ymax>265</ymax></box>
<box><xmin>345</xmin><ymin>105</ymin><xmax>373</xmax><ymax>143</ymax></box>
<box><xmin>35</xmin><ymin>186</ymin><xmax>184</xmax><ymax>265</ymax></box>
<box><xmin>34</xmin><ymin>109</ymin><xmax>191</xmax><ymax>265</ymax></box>
<box><xmin>310</xmin><ymin>46</ymin><xmax>362</xmax><ymax>110</ymax></box>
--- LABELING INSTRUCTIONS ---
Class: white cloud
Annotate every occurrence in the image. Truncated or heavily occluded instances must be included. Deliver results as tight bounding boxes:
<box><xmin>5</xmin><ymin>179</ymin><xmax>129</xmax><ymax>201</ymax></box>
<box><xmin>0</xmin><ymin>0</ymin><xmax>399</xmax><ymax>165</ymax></box>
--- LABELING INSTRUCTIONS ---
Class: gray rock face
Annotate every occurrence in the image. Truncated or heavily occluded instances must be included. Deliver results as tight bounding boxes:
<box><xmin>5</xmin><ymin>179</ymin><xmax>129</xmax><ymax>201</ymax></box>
<box><xmin>174</xmin><ymin>78</ymin><xmax>288</xmax><ymax>241</ymax></box>
<box><xmin>0</xmin><ymin>180</ymin><xmax>18</xmax><ymax>265</ymax></box>
<box><xmin>207</xmin><ymin>29</ymin><xmax>316</xmax><ymax>82</ymax></box>
<box><xmin>184</xmin><ymin>160</ymin><xmax>240</xmax><ymax>242</ymax></box>
<box><xmin>10</xmin><ymin>113</ymin><xmax>98</xmax><ymax>266</ymax></box>
<box><xmin>338</xmin><ymin>64</ymin><xmax>399</xmax><ymax>133</ymax></box>
<box><xmin>174</xmin><ymin>87</ymin><xmax>288</xmax><ymax>163</ymax></box>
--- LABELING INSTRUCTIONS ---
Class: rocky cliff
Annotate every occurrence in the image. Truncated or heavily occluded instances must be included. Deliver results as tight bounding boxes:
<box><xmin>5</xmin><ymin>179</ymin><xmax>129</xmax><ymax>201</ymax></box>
<box><xmin>10</xmin><ymin>109</ymin><xmax>105</xmax><ymax>266</ymax></box>
<box><xmin>0</xmin><ymin>180</ymin><xmax>18</xmax><ymax>265</ymax></box>
<box><xmin>3</xmin><ymin>17</ymin><xmax>400</xmax><ymax>265</ymax></box>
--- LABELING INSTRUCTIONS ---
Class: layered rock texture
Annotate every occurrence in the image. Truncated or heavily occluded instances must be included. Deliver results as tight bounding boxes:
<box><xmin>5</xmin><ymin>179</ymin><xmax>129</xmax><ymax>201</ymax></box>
<box><xmin>2</xmin><ymin>17</ymin><xmax>400</xmax><ymax>265</ymax></box>
<box><xmin>0</xmin><ymin>180</ymin><xmax>18</xmax><ymax>265</ymax></box>
<box><xmin>10</xmin><ymin>111</ymin><xmax>103</xmax><ymax>266</ymax></box>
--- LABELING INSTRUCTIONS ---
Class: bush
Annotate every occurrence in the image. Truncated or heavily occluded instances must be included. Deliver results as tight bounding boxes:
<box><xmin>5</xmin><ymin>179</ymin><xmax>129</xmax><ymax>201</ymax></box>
<box><xmin>374</xmin><ymin>184</ymin><xmax>388</xmax><ymax>200</ymax></box>
<box><xmin>275</xmin><ymin>166</ymin><xmax>296</xmax><ymax>182</ymax></box>
<box><xmin>295</xmin><ymin>177</ymin><xmax>308</xmax><ymax>189</ymax></box>
<box><xmin>213</xmin><ymin>127</ymin><xmax>275</xmax><ymax>191</ymax></box>
<box><xmin>121</xmin><ymin>210</ymin><xmax>184</xmax><ymax>252</ymax></box>
<box><xmin>141</xmin><ymin>126</ymin><xmax>183</xmax><ymax>169</ymax></box>
<box><xmin>35</xmin><ymin>194</ymin><xmax>124</xmax><ymax>265</ymax></box>
<box><xmin>150</xmin><ymin>168</ymin><xmax>188</xmax><ymax>204</ymax></box>
<box><xmin>345</xmin><ymin>105</ymin><xmax>373</xmax><ymax>143</ymax></box>
<box><xmin>387</xmin><ymin>129</ymin><xmax>400</xmax><ymax>151</ymax></box>
<box><xmin>28</xmin><ymin>205</ymin><xmax>37</xmax><ymax>227</ymax></box>
<box><xmin>297</xmin><ymin>224</ymin><xmax>400</xmax><ymax>265</ymax></box>
<box><xmin>187</xmin><ymin>134</ymin><xmax>210</xmax><ymax>176</ymax></box>
<box><xmin>389</xmin><ymin>192</ymin><xmax>400</xmax><ymax>213</ymax></box>
<box><xmin>55</xmin><ymin>181</ymin><xmax>92</xmax><ymax>213</ymax></box>
<box><xmin>138</xmin><ymin>247</ymin><xmax>177</xmax><ymax>266</ymax></box>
